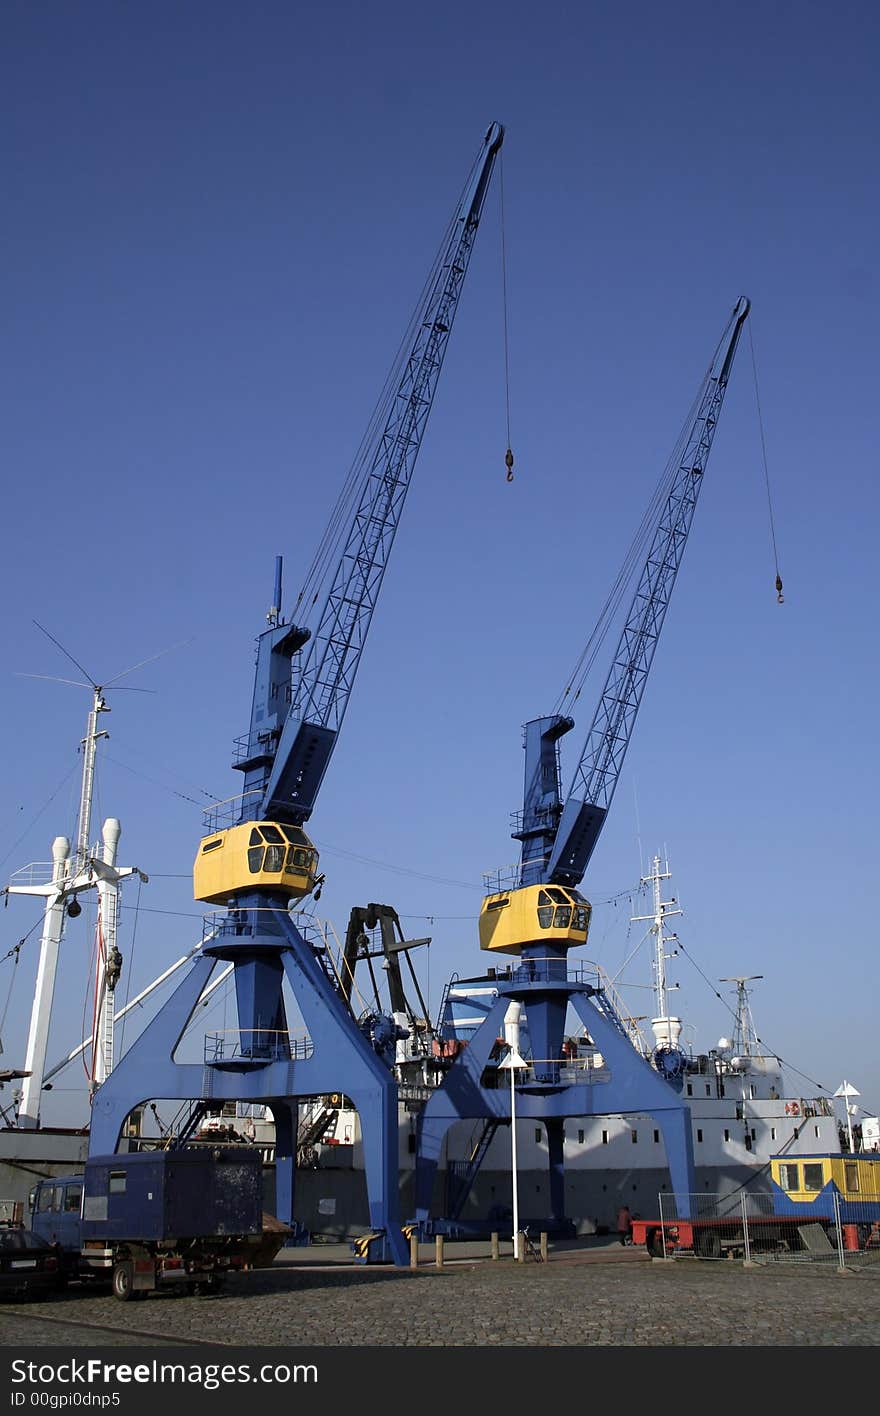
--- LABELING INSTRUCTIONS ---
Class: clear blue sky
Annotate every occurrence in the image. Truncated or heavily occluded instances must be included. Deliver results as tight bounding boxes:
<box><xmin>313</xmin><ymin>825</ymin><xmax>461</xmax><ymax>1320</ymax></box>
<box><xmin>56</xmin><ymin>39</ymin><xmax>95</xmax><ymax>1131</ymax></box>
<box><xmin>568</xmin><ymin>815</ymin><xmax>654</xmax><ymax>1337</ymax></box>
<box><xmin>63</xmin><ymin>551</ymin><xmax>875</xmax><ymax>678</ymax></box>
<box><xmin>2</xmin><ymin>1</ymin><xmax>877</xmax><ymax>1128</ymax></box>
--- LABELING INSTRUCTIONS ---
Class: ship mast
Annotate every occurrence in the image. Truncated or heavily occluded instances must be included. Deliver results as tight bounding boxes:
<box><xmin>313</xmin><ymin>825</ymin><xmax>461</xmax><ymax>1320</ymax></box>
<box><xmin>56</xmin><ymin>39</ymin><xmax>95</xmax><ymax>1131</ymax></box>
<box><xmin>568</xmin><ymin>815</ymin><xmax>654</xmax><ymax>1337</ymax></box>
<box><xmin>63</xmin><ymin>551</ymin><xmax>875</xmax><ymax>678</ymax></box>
<box><xmin>720</xmin><ymin>975</ymin><xmax>763</xmax><ymax>1061</ymax></box>
<box><xmin>4</xmin><ymin>690</ymin><xmax>146</xmax><ymax>1126</ymax></box>
<box><xmin>631</xmin><ymin>853</ymin><xmax>683</xmax><ymax>1053</ymax></box>
<box><xmin>73</xmin><ymin>689</ymin><xmax>110</xmax><ymax>868</ymax></box>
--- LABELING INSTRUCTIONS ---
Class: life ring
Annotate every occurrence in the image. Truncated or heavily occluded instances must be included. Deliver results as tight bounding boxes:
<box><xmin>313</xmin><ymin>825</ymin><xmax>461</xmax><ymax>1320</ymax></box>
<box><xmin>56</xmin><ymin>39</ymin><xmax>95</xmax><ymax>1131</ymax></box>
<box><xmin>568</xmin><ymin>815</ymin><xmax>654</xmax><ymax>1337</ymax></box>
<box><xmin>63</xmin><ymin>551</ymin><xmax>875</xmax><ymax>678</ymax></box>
<box><xmin>785</xmin><ymin>1102</ymin><xmax>799</xmax><ymax>1117</ymax></box>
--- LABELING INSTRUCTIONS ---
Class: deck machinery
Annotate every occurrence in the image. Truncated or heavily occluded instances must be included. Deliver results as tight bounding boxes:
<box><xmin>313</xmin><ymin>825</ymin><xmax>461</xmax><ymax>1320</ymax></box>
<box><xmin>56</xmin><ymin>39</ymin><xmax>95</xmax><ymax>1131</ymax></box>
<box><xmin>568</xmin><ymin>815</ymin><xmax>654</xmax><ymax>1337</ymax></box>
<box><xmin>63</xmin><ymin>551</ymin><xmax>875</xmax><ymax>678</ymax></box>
<box><xmin>413</xmin><ymin>298</ymin><xmax>751</xmax><ymax>1239</ymax></box>
<box><xmin>87</xmin><ymin>122</ymin><xmax>505</xmax><ymax>1267</ymax></box>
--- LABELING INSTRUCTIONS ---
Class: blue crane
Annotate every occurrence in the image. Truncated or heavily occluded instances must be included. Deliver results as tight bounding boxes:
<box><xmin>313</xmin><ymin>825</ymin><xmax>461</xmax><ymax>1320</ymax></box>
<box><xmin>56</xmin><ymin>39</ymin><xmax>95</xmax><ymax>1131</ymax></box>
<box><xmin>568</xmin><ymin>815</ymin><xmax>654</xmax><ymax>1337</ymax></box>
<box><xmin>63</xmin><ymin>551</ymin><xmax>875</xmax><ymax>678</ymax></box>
<box><xmin>414</xmin><ymin>297</ymin><xmax>751</xmax><ymax>1240</ymax></box>
<box><xmin>88</xmin><ymin>123</ymin><xmax>504</xmax><ymax>1267</ymax></box>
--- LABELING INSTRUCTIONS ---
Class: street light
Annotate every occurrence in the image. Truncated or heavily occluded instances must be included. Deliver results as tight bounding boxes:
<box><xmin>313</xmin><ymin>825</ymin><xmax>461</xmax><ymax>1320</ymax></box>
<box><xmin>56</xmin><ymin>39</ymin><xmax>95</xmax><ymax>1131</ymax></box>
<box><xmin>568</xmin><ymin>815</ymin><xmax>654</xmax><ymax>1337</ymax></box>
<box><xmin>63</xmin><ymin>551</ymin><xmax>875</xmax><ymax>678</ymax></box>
<box><xmin>498</xmin><ymin>1001</ymin><xmax>529</xmax><ymax>1262</ymax></box>
<box><xmin>834</xmin><ymin>1081</ymin><xmax>861</xmax><ymax>1152</ymax></box>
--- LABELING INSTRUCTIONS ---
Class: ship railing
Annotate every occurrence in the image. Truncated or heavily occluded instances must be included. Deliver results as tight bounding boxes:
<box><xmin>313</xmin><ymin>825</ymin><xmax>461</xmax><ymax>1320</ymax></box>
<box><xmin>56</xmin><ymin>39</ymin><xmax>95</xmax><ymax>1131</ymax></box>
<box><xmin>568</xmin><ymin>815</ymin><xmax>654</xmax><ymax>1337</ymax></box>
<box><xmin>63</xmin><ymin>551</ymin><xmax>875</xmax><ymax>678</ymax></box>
<box><xmin>802</xmin><ymin>1097</ymin><xmax>834</xmax><ymax>1118</ymax></box>
<box><xmin>399</xmin><ymin>1084</ymin><xmax>434</xmax><ymax>1104</ymax></box>
<box><xmin>594</xmin><ymin>967</ymin><xmax>651</xmax><ymax>1055</ymax></box>
<box><xmin>204</xmin><ymin>1029</ymin><xmax>313</xmax><ymax>1064</ymax></box>
<box><xmin>7</xmin><ymin>861</ymin><xmax>60</xmax><ymax>888</ymax></box>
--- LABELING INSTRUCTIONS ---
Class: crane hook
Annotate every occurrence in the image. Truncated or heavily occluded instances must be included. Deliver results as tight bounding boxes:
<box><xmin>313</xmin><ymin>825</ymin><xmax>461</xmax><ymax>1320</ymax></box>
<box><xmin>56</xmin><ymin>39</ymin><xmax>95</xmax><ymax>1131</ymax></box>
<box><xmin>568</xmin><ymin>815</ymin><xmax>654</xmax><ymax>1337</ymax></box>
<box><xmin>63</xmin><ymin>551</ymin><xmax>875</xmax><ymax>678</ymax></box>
<box><xmin>505</xmin><ymin>447</ymin><xmax>514</xmax><ymax>482</ymax></box>
<box><xmin>775</xmin><ymin>573</ymin><xmax>784</xmax><ymax>604</ymax></box>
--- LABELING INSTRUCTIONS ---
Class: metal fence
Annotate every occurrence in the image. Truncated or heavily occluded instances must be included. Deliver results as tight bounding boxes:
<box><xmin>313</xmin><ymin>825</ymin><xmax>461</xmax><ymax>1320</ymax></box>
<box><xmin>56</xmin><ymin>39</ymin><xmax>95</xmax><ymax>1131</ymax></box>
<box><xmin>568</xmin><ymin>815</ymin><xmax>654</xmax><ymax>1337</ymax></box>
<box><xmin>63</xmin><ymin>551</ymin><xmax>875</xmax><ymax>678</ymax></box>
<box><xmin>652</xmin><ymin>1191</ymin><xmax>880</xmax><ymax>1269</ymax></box>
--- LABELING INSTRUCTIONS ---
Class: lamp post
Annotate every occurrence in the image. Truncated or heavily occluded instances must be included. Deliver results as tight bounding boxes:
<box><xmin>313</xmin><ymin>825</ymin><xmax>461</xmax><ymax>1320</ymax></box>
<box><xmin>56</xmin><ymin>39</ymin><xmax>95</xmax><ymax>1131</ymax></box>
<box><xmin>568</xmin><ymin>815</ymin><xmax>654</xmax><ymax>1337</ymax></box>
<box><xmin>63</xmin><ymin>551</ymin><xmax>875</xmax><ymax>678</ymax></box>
<box><xmin>498</xmin><ymin>1001</ymin><xmax>528</xmax><ymax>1261</ymax></box>
<box><xmin>834</xmin><ymin>1081</ymin><xmax>861</xmax><ymax>1152</ymax></box>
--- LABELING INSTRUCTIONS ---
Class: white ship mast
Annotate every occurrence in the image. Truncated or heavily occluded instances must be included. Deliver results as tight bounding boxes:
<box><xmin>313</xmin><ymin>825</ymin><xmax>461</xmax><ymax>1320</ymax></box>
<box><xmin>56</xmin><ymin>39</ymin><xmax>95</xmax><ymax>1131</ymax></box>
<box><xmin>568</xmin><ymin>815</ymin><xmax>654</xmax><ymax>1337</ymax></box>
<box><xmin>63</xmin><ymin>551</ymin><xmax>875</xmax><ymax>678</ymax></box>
<box><xmin>4</xmin><ymin>688</ymin><xmax>147</xmax><ymax>1126</ymax></box>
<box><xmin>631</xmin><ymin>853</ymin><xmax>683</xmax><ymax>1055</ymax></box>
<box><xmin>719</xmin><ymin>975</ymin><xmax>764</xmax><ymax>1063</ymax></box>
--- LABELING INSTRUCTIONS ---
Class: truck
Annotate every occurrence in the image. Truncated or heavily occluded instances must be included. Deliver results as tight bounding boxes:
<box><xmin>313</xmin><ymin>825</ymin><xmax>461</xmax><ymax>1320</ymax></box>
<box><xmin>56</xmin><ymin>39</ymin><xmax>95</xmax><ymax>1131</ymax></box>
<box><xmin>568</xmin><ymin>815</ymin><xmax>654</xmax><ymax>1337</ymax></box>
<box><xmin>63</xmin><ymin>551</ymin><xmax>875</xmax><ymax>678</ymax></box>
<box><xmin>29</xmin><ymin>1145</ymin><xmax>289</xmax><ymax>1299</ymax></box>
<box><xmin>631</xmin><ymin>1152</ymin><xmax>880</xmax><ymax>1260</ymax></box>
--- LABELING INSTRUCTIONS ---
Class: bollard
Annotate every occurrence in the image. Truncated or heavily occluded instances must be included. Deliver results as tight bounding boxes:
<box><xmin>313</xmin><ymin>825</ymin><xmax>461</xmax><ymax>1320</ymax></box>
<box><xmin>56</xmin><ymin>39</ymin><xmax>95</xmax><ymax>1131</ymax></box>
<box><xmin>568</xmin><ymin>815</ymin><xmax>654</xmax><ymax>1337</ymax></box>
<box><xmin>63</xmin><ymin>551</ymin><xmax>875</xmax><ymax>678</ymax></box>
<box><xmin>540</xmin><ymin>1232</ymin><xmax>548</xmax><ymax>1262</ymax></box>
<box><xmin>435</xmin><ymin>1235</ymin><xmax>444</xmax><ymax>1268</ymax></box>
<box><xmin>409</xmin><ymin>1232</ymin><xmax>419</xmax><ymax>1269</ymax></box>
<box><xmin>491</xmin><ymin>1231</ymin><xmax>500</xmax><ymax>1261</ymax></box>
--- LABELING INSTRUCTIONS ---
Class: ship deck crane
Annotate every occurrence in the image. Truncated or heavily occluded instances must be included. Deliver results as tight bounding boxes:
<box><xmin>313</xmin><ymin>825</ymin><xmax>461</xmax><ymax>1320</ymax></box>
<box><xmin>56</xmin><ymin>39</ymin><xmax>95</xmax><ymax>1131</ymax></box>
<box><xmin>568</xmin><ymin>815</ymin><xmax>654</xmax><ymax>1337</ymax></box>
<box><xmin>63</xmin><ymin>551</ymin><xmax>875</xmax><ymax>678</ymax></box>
<box><xmin>413</xmin><ymin>298</ymin><xmax>751</xmax><ymax>1240</ymax></box>
<box><xmin>87</xmin><ymin>123</ymin><xmax>505</xmax><ymax>1268</ymax></box>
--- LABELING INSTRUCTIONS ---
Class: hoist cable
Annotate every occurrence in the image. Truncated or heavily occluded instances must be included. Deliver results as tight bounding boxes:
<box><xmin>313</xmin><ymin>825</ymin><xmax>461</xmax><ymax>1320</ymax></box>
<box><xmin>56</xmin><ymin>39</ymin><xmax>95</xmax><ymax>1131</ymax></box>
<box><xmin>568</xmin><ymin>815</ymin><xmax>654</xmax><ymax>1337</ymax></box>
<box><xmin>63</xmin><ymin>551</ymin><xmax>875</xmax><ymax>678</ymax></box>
<box><xmin>0</xmin><ymin>764</ymin><xmax>80</xmax><ymax>873</ymax></box>
<box><xmin>0</xmin><ymin>943</ymin><xmax>22</xmax><ymax>1037</ymax></box>
<box><xmin>499</xmin><ymin>148</ymin><xmax>514</xmax><ymax>481</ymax></box>
<box><xmin>747</xmin><ymin>320</ymin><xmax>784</xmax><ymax>602</ymax></box>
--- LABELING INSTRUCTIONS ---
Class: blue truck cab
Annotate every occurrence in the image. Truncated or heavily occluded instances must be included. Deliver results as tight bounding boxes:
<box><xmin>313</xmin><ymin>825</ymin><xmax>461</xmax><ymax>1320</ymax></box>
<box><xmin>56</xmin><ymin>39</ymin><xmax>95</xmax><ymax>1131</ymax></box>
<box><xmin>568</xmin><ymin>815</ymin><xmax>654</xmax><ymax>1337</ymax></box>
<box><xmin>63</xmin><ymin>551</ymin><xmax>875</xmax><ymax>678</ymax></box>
<box><xmin>29</xmin><ymin>1174</ymin><xmax>84</xmax><ymax>1266</ymax></box>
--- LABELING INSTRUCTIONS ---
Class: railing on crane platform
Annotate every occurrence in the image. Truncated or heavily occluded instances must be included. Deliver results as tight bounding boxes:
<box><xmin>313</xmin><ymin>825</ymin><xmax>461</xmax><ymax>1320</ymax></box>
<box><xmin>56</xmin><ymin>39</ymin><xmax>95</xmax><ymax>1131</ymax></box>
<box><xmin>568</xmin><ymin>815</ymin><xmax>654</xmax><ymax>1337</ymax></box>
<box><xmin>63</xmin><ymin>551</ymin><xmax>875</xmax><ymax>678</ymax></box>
<box><xmin>201</xmin><ymin>790</ymin><xmax>264</xmax><ymax>836</ymax></box>
<box><xmin>204</xmin><ymin>1029</ymin><xmax>313</xmax><ymax>1064</ymax></box>
<box><xmin>482</xmin><ymin>863</ymin><xmax>526</xmax><ymax>894</ymax></box>
<box><xmin>486</xmin><ymin>1050</ymin><xmax>612</xmax><ymax>1088</ymax></box>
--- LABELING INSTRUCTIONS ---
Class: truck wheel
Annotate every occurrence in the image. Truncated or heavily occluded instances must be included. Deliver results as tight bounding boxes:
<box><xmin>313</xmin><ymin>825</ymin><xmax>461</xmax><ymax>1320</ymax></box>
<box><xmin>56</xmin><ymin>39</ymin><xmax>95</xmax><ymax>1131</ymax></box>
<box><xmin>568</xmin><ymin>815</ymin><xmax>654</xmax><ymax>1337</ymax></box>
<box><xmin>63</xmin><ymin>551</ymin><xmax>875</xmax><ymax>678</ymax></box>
<box><xmin>752</xmin><ymin>1225</ymin><xmax>782</xmax><ymax>1253</ymax></box>
<box><xmin>695</xmin><ymin>1229</ymin><xmax>721</xmax><ymax>1260</ymax></box>
<box><xmin>645</xmin><ymin>1228</ymin><xmax>664</xmax><ymax>1258</ymax></box>
<box><xmin>112</xmin><ymin>1262</ymin><xmax>135</xmax><ymax>1301</ymax></box>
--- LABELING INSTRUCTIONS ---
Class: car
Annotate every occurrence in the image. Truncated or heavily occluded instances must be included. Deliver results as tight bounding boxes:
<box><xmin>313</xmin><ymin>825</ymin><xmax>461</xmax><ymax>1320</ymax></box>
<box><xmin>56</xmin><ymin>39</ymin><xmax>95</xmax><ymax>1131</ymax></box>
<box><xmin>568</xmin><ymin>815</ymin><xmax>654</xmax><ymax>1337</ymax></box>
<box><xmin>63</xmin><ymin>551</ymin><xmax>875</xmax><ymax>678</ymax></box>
<box><xmin>0</xmin><ymin>1227</ymin><xmax>61</xmax><ymax>1301</ymax></box>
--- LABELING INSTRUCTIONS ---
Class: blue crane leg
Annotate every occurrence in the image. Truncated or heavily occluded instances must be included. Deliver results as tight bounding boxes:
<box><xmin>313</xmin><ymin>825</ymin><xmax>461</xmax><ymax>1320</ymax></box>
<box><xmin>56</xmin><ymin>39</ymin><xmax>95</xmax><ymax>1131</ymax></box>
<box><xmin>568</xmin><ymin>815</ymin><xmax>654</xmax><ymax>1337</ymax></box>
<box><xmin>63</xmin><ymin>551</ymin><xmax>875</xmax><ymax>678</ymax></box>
<box><xmin>546</xmin><ymin>1118</ymin><xmax>565</xmax><ymax>1222</ymax></box>
<box><xmin>347</xmin><ymin>1081</ymin><xmax>408</xmax><ymax>1266</ymax></box>
<box><xmin>654</xmin><ymin>1111</ymin><xmax>695</xmax><ymax>1220</ymax></box>
<box><xmin>414</xmin><ymin>1113</ymin><xmax>450</xmax><ymax>1222</ymax></box>
<box><xmin>271</xmin><ymin>1100</ymin><xmax>296</xmax><ymax>1227</ymax></box>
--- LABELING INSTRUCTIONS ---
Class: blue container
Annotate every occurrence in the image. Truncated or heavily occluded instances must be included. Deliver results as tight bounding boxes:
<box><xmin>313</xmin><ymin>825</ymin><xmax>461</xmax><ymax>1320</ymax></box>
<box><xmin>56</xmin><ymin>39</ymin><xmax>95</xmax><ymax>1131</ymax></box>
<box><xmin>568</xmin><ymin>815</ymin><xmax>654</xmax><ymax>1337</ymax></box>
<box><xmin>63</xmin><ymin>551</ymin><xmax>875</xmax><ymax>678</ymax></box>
<box><xmin>81</xmin><ymin>1148</ymin><xmax>263</xmax><ymax>1243</ymax></box>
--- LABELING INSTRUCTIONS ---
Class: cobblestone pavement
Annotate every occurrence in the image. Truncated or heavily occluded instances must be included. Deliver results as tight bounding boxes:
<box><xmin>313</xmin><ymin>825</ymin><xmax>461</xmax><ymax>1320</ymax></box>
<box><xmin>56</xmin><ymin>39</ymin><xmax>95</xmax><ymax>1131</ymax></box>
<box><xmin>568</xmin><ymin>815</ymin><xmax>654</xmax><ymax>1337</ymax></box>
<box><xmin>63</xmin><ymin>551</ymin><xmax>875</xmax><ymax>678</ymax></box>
<box><xmin>2</xmin><ymin>1245</ymin><xmax>879</xmax><ymax>1347</ymax></box>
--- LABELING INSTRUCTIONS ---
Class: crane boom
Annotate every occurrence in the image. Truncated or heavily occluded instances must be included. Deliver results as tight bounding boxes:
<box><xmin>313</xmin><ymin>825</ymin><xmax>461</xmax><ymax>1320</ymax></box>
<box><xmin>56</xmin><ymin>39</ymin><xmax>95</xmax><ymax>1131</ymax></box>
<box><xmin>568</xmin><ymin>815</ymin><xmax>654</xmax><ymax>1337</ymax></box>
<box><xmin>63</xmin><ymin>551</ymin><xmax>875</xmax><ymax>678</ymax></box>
<box><xmin>545</xmin><ymin>297</ymin><xmax>750</xmax><ymax>885</ymax></box>
<box><xmin>256</xmin><ymin>122</ymin><xmax>503</xmax><ymax>826</ymax></box>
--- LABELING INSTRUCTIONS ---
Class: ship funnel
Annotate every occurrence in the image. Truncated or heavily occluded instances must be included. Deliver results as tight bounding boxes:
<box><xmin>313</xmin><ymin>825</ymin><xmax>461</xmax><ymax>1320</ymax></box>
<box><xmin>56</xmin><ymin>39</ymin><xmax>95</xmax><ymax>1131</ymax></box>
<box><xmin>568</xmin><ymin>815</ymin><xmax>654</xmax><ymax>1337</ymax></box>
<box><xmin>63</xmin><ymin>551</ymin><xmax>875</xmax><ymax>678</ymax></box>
<box><xmin>651</xmin><ymin>1016</ymin><xmax>682</xmax><ymax>1051</ymax></box>
<box><xmin>52</xmin><ymin>836</ymin><xmax>71</xmax><ymax>868</ymax></box>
